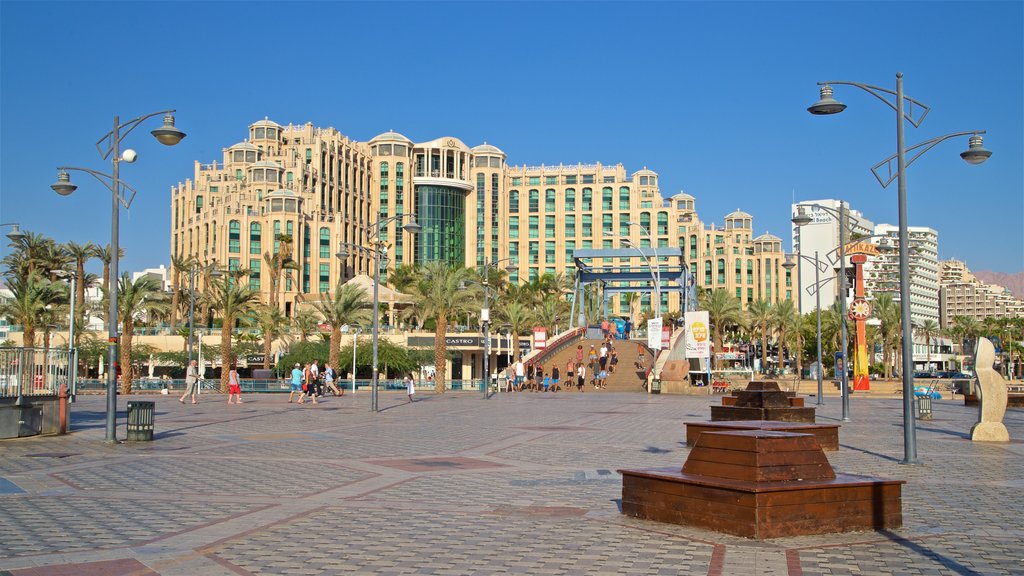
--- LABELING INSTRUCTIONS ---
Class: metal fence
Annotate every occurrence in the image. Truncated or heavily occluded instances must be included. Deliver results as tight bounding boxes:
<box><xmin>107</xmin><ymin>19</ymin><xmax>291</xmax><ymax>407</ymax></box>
<box><xmin>0</xmin><ymin>347</ymin><xmax>76</xmax><ymax>399</ymax></box>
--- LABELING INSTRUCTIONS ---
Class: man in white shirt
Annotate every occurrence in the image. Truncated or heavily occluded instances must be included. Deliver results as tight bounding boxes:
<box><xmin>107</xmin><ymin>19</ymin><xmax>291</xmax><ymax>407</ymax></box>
<box><xmin>323</xmin><ymin>362</ymin><xmax>341</xmax><ymax>396</ymax></box>
<box><xmin>514</xmin><ymin>359</ymin><xmax>525</xmax><ymax>391</ymax></box>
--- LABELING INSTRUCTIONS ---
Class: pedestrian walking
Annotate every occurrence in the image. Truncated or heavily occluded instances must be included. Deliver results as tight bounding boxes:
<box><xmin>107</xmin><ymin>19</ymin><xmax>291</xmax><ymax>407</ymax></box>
<box><xmin>298</xmin><ymin>363</ymin><xmax>318</xmax><ymax>405</ymax></box>
<box><xmin>551</xmin><ymin>366</ymin><xmax>560</xmax><ymax>392</ymax></box>
<box><xmin>405</xmin><ymin>375</ymin><xmax>415</xmax><ymax>402</ymax></box>
<box><xmin>514</xmin><ymin>358</ymin><xmax>525</xmax><ymax>391</ymax></box>
<box><xmin>227</xmin><ymin>365</ymin><xmax>243</xmax><ymax>404</ymax></box>
<box><xmin>636</xmin><ymin>343</ymin><xmax>646</xmax><ymax>370</ymax></box>
<box><xmin>287</xmin><ymin>363</ymin><xmax>303</xmax><ymax>403</ymax></box>
<box><xmin>576</xmin><ymin>363</ymin><xmax>586</xmax><ymax>392</ymax></box>
<box><xmin>179</xmin><ymin>360</ymin><xmax>200</xmax><ymax>404</ymax></box>
<box><xmin>576</xmin><ymin>345</ymin><xmax>584</xmax><ymax>366</ymax></box>
<box><xmin>323</xmin><ymin>363</ymin><xmax>342</xmax><ymax>396</ymax></box>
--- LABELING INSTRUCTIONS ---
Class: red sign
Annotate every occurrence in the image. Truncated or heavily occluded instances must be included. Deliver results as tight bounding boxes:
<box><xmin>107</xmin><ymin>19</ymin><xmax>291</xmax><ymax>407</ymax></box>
<box><xmin>533</xmin><ymin>327</ymin><xmax>547</xmax><ymax>349</ymax></box>
<box><xmin>662</xmin><ymin>327</ymin><xmax>671</xmax><ymax>348</ymax></box>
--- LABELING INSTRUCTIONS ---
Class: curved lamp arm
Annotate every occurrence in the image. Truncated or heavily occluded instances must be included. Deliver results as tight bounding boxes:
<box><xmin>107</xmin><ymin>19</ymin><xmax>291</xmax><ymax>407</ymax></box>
<box><xmin>96</xmin><ymin>109</ymin><xmax>177</xmax><ymax>160</ymax></box>
<box><xmin>871</xmin><ymin>130</ymin><xmax>987</xmax><ymax>188</ymax></box>
<box><xmin>817</xmin><ymin>81</ymin><xmax>930</xmax><ymax>127</ymax></box>
<box><xmin>55</xmin><ymin>166</ymin><xmax>139</xmax><ymax>209</ymax></box>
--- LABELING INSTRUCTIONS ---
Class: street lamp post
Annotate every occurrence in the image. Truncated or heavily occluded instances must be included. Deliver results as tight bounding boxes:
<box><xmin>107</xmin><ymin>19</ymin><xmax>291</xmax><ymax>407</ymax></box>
<box><xmin>51</xmin><ymin>111</ymin><xmax>185</xmax><ymax>442</ymax></box>
<box><xmin>477</xmin><ymin>258</ymin><xmax>516</xmax><ymax>399</ymax></box>
<box><xmin>783</xmin><ymin>251</ymin><xmax>827</xmax><ymax>405</ymax></box>
<box><xmin>793</xmin><ymin>202</ymin><xmax>851</xmax><ymax>420</ymax></box>
<box><xmin>336</xmin><ymin>214</ymin><xmax>420</xmax><ymax>412</ymax></box>
<box><xmin>808</xmin><ymin>73</ymin><xmax>991</xmax><ymax>464</ymax></box>
<box><xmin>340</xmin><ymin>324</ymin><xmax>361</xmax><ymax>394</ymax></box>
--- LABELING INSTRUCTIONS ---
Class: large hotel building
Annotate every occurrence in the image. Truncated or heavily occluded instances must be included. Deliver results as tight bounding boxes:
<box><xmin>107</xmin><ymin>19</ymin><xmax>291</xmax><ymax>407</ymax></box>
<box><xmin>171</xmin><ymin>119</ymin><xmax>791</xmax><ymax>318</ymax></box>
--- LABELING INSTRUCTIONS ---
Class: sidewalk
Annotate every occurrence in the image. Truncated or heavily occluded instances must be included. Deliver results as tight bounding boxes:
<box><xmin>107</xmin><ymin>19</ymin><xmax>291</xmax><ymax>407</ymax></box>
<box><xmin>1</xmin><ymin>391</ymin><xmax>1021</xmax><ymax>575</ymax></box>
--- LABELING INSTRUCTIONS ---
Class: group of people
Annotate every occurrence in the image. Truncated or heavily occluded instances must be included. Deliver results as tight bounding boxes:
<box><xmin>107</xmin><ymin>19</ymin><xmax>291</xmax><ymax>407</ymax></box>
<box><xmin>178</xmin><ymin>359</ymin><xmax>245</xmax><ymax>405</ymax></box>
<box><xmin>288</xmin><ymin>360</ymin><xmax>341</xmax><ymax>404</ymax></box>
<box><xmin>599</xmin><ymin>317</ymin><xmax>633</xmax><ymax>341</ymax></box>
<box><xmin>508</xmin><ymin>359</ymin><xmax>564</xmax><ymax>392</ymax></box>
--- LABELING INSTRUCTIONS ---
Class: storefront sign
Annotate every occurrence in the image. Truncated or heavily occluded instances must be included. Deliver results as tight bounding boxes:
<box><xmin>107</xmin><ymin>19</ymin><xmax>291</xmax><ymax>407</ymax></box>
<box><xmin>685</xmin><ymin>311</ymin><xmax>710</xmax><ymax>359</ymax></box>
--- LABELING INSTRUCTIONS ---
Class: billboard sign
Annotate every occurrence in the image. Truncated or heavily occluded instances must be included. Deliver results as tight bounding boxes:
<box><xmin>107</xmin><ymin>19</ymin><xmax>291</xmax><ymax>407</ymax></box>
<box><xmin>685</xmin><ymin>311</ymin><xmax>710</xmax><ymax>359</ymax></box>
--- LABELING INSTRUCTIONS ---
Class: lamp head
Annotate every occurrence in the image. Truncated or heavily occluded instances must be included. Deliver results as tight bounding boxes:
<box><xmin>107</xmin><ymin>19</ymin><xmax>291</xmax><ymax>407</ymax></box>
<box><xmin>782</xmin><ymin>254</ymin><xmax>796</xmax><ymax>270</ymax></box>
<box><xmin>51</xmin><ymin>170</ymin><xmax>77</xmax><ymax>196</ymax></box>
<box><xmin>5</xmin><ymin>224</ymin><xmax>25</xmax><ymax>243</ymax></box>
<box><xmin>401</xmin><ymin>217</ymin><xmax>422</xmax><ymax>234</ymax></box>
<box><xmin>210</xmin><ymin>265</ymin><xmax>222</xmax><ymax>278</ymax></box>
<box><xmin>121</xmin><ymin>149</ymin><xmax>138</xmax><ymax>163</ymax></box>
<box><xmin>504</xmin><ymin>263</ymin><xmax>517</xmax><ymax>273</ymax></box>
<box><xmin>335</xmin><ymin>248</ymin><xmax>349</xmax><ymax>260</ymax></box>
<box><xmin>150</xmin><ymin>113</ymin><xmax>186</xmax><ymax>146</ymax></box>
<box><xmin>807</xmin><ymin>84</ymin><xmax>847</xmax><ymax>115</ymax></box>
<box><xmin>791</xmin><ymin>207</ymin><xmax>812</xmax><ymax>226</ymax></box>
<box><xmin>960</xmin><ymin>134</ymin><xmax>992</xmax><ymax>165</ymax></box>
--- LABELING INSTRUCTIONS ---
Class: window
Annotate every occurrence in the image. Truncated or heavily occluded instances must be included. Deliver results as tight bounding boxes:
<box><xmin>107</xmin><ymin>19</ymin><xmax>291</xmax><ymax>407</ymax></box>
<box><xmin>250</xmin><ymin>223</ymin><xmax>262</xmax><ymax>254</ymax></box>
<box><xmin>602</xmin><ymin>187</ymin><xmax>613</xmax><ymax>210</ymax></box>
<box><xmin>528</xmin><ymin>241</ymin><xmax>539</xmax><ymax>264</ymax></box>
<box><xmin>582</xmin><ymin>188</ymin><xmax>592</xmax><ymax>211</ymax></box>
<box><xmin>319</xmin><ymin>263</ymin><xmax>330</xmax><ymax>293</ymax></box>
<box><xmin>545</xmin><ymin>241</ymin><xmax>555</xmax><ymax>264</ymax></box>
<box><xmin>565</xmin><ymin>215</ymin><xmax>576</xmax><ymax>237</ymax></box>
<box><xmin>748</xmin><ymin>288</ymin><xmax>754</xmax><ymax>303</ymax></box>
<box><xmin>736</xmin><ymin>261</ymin><xmax>742</xmax><ymax>284</ymax></box>
<box><xmin>582</xmin><ymin>214</ymin><xmax>592</xmax><ymax>237</ymax></box>
<box><xmin>528</xmin><ymin>176</ymin><xmax>540</xmax><ymax>185</ymax></box>
<box><xmin>229</xmin><ymin>258</ymin><xmax>239</xmax><ymax>272</ymax></box>
<box><xmin>235</xmin><ymin>169</ymin><xmax>243</xmax><ymax>181</ymax></box>
<box><xmin>319</xmin><ymin>227</ymin><xmax>330</xmax><ymax>258</ymax></box>
<box><xmin>640</xmin><ymin>175</ymin><xmax>649</xmax><ymax>185</ymax></box>
<box><xmin>602</xmin><ymin>214</ymin><xmax>613</xmax><ymax>235</ymax></box>
<box><xmin>511</xmin><ymin>177</ymin><xmax>522</xmax><ymax>186</ymax></box>
<box><xmin>509</xmin><ymin>216</ymin><xmax>519</xmax><ymax>239</ymax></box>
<box><xmin>602</xmin><ymin>239</ymin><xmax>613</xmax><ymax>263</ymax></box>
<box><xmin>658</xmin><ymin>212</ymin><xmax>668</xmax><ymax>235</ymax></box>
<box><xmin>195</xmin><ymin>195</ymin><xmax>203</xmax><ymax>214</ymax></box>
<box><xmin>545</xmin><ymin>189</ymin><xmax>555</xmax><ymax>212</ymax></box>
<box><xmin>582</xmin><ymin>174</ymin><xmax>595</xmax><ymax>184</ymax></box>
<box><xmin>250</xmin><ymin>259</ymin><xmax>261</xmax><ymax>291</ymax></box>
<box><xmin>747</xmin><ymin>260</ymin><xmax>754</xmax><ymax>284</ymax></box>
<box><xmin>509</xmin><ymin>190</ymin><xmax>519</xmax><ymax>213</ymax></box>
<box><xmin>564</xmin><ymin>175</ymin><xmax>577</xmax><ymax>185</ymax></box>
<box><xmin>565</xmin><ymin>240</ymin><xmax>576</xmax><ymax>264</ymax></box>
<box><xmin>545</xmin><ymin>176</ymin><xmax>557</xmax><ymax>185</ymax></box>
<box><xmin>564</xmin><ymin>188</ymin><xmax>575</xmax><ymax>211</ymax></box>
<box><xmin>529</xmin><ymin>216</ymin><xmax>538</xmax><ymax>238</ymax></box>
<box><xmin>690</xmin><ymin>235</ymin><xmax>698</xmax><ymax>259</ymax></box>
<box><xmin>717</xmin><ymin>259</ymin><xmax>726</xmax><ymax>285</ymax></box>
<box><xmin>640</xmin><ymin>212</ymin><xmax>651</xmax><ymax>231</ymax></box>
<box><xmin>545</xmin><ymin>215</ymin><xmax>555</xmax><ymax>238</ymax></box>
<box><xmin>509</xmin><ymin>242</ymin><xmax>519</xmax><ymax>265</ymax></box>
<box><xmin>705</xmin><ymin>261</ymin><xmax>712</xmax><ymax>285</ymax></box>
<box><xmin>528</xmin><ymin>189</ymin><xmax>539</xmax><ymax>212</ymax></box>
<box><xmin>229</xmin><ymin>220</ymin><xmax>240</xmax><ymax>253</ymax></box>
<box><xmin>619</xmin><ymin>187</ymin><xmax>630</xmax><ymax>210</ymax></box>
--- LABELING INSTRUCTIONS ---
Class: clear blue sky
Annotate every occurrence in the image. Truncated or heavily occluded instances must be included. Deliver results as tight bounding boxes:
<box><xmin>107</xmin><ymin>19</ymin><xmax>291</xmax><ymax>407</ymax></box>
<box><xmin>2</xmin><ymin>1</ymin><xmax>1021</xmax><ymax>276</ymax></box>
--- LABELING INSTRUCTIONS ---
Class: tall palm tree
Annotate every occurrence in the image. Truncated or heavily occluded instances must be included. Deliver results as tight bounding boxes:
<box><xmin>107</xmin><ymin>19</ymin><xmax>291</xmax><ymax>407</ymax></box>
<box><xmin>96</xmin><ymin>244</ymin><xmax>125</xmax><ymax>297</ymax></box>
<box><xmin>3</xmin><ymin>231</ymin><xmax>53</xmax><ymax>280</ymax></box>
<box><xmin>495</xmin><ymin>300</ymin><xmax>533</xmax><ymax>360</ymax></box>
<box><xmin>700</xmin><ymin>289</ymin><xmax>743</xmax><ymax>369</ymax></box>
<box><xmin>915</xmin><ymin>319</ymin><xmax>941</xmax><ymax>373</ymax></box>
<box><xmin>169</xmin><ymin>254</ymin><xmax>195</xmax><ymax>330</ymax></box>
<box><xmin>264</xmin><ymin>233</ymin><xmax>299</xmax><ymax>313</ymax></box>
<box><xmin>207</xmin><ymin>276</ymin><xmax>259</xmax><ymax>392</ymax></box>
<box><xmin>292</xmin><ymin>308</ymin><xmax>321</xmax><ymax>342</ymax></box>
<box><xmin>746</xmin><ymin>299</ymin><xmax>773</xmax><ymax>373</ymax></box>
<box><xmin>407</xmin><ymin>262</ymin><xmax>475</xmax><ymax>392</ymax></box>
<box><xmin>250</xmin><ymin>305</ymin><xmax>288</xmax><ymax>370</ymax></box>
<box><xmin>388</xmin><ymin>263</ymin><xmax>421</xmax><ymax>294</ymax></box>
<box><xmin>772</xmin><ymin>299</ymin><xmax>799</xmax><ymax>374</ymax></box>
<box><xmin>0</xmin><ymin>272</ymin><xmax>63</xmax><ymax>348</ymax></box>
<box><xmin>63</xmin><ymin>241</ymin><xmax>98</xmax><ymax>340</ymax></box>
<box><xmin>309</xmin><ymin>283</ymin><xmax>372</xmax><ymax>371</ymax></box>
<box><xmin>871</xmin><ymin>293</ymin><xmax>901</xmax><ymax>378</ymax></box>
<box><xmin>109</xmin><ymin>274</ymin><xmax>169</xmax><ymax>393</ymax></box>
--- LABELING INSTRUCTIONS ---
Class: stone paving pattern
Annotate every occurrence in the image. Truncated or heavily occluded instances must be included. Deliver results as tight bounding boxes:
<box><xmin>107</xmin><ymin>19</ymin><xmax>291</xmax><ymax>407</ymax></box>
<box><xmin>0</xmin><ymin>388</ymin><xmax>1022</xmax><ymax>575</ymax></box>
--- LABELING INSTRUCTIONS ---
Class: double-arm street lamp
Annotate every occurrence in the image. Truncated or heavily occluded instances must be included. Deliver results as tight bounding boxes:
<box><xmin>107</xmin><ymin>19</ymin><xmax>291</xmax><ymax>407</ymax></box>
<box><xmin>792</xmin><ymin>201</ymin><xmax>853</xmax><ymax>420</ymax></box>
<box><xmin>336</xmin><ymin>214</ymin><xmax>421</xmax><ymax>412</ymax></box>
<box><xmin>476</xmin><ymin>258</ymin><xmax>516</xmax><ymax>398</ymax></box>
<box><xmin>808</xmin><ymin>73</ymin><xmax>991</xmax><ymax>464</ymax></box>
<box><xmin>51</xmin><ymin>111</ymin><xmax>186</xmax><ymax>443</ymax></box>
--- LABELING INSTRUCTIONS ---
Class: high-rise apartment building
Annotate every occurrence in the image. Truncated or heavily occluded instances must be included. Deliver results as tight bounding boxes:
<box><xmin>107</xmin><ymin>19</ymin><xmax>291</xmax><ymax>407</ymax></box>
<box><xmin>939</xmin><ymin>259</ymin><xmax>1024</xmax><ymax>327</ymax></box>
<box><xmin>170</xmin><ymin>119</ymin><xmax>790</xmax><ymax>318</ymax></box>
<box><xmin>863</xmin><ymin>224</ymin><xmax>940</xmax><ymax>326</ymax></box>
<box><xmin>790</xmin><ymin>199</ymin><xmax>874</xmax><ymax>314</ymax></box>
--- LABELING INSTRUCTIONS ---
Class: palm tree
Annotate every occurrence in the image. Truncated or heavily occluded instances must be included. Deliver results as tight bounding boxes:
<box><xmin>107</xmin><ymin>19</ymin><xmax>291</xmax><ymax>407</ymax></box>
<box><xmin>309</xmin><ymin>283</ymin><xmax>372</xmax><ymax>371</ymax></box>
<box><xmin>3</xmin><ymin>231</ymin><xmax>53</xmax><ymax>279</ymax></box>
<box><xmin>407</xmin><ymin>262</ymin><xmax>475</xmax><ymax>392</ymax></box>
<box><xmin>871</xmin><ymin>293</ymin><xmax>901</xmax><ymax>378</ymax></box>
<box><xmin>292</xmin><ymin>308</ymin><xmax>321</xmax><ymax>342</ymax></box>
<box><xmin>110</xmin><ymin>274</ymin><xmax>169</xmax><ymax>393</ymax></box>
<box><xmin>264</xmin><ymin>233</ymin><xmax>299</xmax><ymax>312</ymax></box>
<box><xmin>700</xmin><ymin>289</ymin><xmax>743</xmax><ymax>369</ymax></box>
<box><xmin>915</xmin><ymin>319</ymin><xmax>941</xmax><ymax>373</ymax></box>
<box><xmin>207</xmin><ymin>276</ymin><xmax>259</xmax><ymax>392</ymax></box>
<box><xmin>250</xmin><ymin>305</ymin><xmax>288</xmax><ymax>370</ymax></box>
<box><xmin>772</xmin><ymin>299</ymin><xmax>799</xmax><ymax>374</ymax></box>
<box><xmin>96</xmin><ymin>244</ymin><xmax>125</xmax><ymax>297</ymax></box>
<box><xmin>63</xmin><ymin>241</ymin><xmax>98</xmax><ymax>339</ymax></box>
<box><xmin>0</xmin><ymin>272</ymin><xmax>63</xmax><ymax>348</ymax></box>
<box><xmin>169</xmin><ymin>254</ymin><xmax>195</xmax><ymax>330</ymax></box>
<box><xmin>495</xmin><ymin>301</ymin><xmax>533</xmax><ymax>358</ymax></box>
<box><xmin>388</xmin><ymin>263</ymin><xmax>421</xmax><ymax>294</ymax></box>
<box><xmin>746</xmin><ymin>299</ymin><xmax>773</xmax><ymax>373</ymax></box>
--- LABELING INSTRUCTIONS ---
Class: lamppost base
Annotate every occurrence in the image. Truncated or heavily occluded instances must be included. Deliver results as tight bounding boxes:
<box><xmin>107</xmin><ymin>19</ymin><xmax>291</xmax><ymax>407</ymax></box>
<box><xmin>899</xmin><ymin>458</ymin><xmax>920</xmax><ymax>466</ymax></box>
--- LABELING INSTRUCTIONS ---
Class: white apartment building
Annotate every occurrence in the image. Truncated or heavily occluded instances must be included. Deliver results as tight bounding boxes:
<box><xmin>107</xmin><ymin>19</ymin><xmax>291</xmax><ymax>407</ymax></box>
<box><xmin>131</xmin><ymin>264</ymin><xmax>172</xmax><ymax>292</ymax></box>
<box><xmin>790</xmin><ymin>199</ymin><xmax>874</xmax><ymax>314</ymax></box>
<box><xmin>864</xmin><ymin>224</ymin><xmax>940</xmax><ymax>326</ymax></box>
<box><xmin>939</xmin><ymin>259</ymin><xmax>1024</xmax><ymax>327</ymax></box>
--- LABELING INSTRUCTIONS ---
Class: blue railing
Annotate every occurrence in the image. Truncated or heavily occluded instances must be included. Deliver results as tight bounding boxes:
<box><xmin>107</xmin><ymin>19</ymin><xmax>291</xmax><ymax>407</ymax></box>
<box><xmin>72</xmin><ymin>378</ymin><xmax>490</xmax><ymax>393</ymax></box>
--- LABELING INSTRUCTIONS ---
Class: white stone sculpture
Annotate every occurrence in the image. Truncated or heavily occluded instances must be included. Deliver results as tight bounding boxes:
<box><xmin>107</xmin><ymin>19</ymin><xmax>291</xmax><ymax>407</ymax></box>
<box><xmin>970</xmin><ymin>337</ymin><xmax>1009</xmax><ymax>442</ymax></box>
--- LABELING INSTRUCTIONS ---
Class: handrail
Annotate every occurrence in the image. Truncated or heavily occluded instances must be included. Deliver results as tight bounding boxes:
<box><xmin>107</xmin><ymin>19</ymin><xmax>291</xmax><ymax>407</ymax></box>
<box><xmin>522</xmin><ymin>327</ymin><xmax>586</xmax><ymax>369</ymax></box>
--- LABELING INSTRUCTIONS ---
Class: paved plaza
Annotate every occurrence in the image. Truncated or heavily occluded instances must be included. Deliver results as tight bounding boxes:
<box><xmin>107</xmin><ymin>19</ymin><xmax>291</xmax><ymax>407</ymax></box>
<box><xmin>1</xmin><ymin>388</ymin><xmax>1022</xmax><ymax>575</ymax></box>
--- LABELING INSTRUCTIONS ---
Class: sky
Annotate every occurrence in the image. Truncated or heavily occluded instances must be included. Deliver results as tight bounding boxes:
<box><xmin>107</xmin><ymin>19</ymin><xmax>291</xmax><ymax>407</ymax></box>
<box><xmin>1</xmin><ymin>1</ymin><xmax>1021</xmax><ymax>277</ymax></box>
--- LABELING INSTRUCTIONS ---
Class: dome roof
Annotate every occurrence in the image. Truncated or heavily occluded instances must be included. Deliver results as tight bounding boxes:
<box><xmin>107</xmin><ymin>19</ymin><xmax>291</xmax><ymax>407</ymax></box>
<box><xmin>472</xmin><ymin>143</ymin><xmax>505</xmax><ymax>156</ymax></box>
<box><xmin>250</xmin><ymin>118</ymin><xmax>281</xmax><ymax>128</ymax></box>
<box><xmin>632</xmin><ymin>167</ymin><xmax>658</xmax><ymax>175</ymax></box>
<box><xmin>672</xmin><ymin>192</ymin><xmax>695</xmax><ymax>200</ymax></box>
<box><xmin>754</xmin><ymin>233</ymin><xmax>782</xmax><ymax>242</ymax></box>
<box><xmin>252</xmin><ymin>161</ymin><xmax>283</xmax><ymax>169</ymax></box>
<box><xmin>229</xmin><ymin>142</ymin><xmax>258</xmax><ymax>151</ymax></box>
<box><xmin>726</xmin><ymin>208</ymin><xmax>753</xmax><ymax>220</ymax></box>
<box><xmin>369</xmin><ymin>130</ymin><xmax>413</xmax><ymax>144</ymax></box>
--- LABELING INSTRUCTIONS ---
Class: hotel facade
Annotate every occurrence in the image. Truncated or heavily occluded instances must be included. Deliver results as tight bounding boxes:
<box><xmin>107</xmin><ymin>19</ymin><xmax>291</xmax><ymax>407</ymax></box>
<box><xmin>170</xmin><ymin>119</ymin><xmax>791</xmax><ymax>319</ymax></box>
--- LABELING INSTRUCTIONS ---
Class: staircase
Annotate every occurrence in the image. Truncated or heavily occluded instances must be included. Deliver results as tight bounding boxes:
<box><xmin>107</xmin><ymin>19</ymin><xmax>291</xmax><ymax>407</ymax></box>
<box><xmin>532</xmin><ymin>338</ymin><xmax>653</xmax><ymax>392</ymax></box>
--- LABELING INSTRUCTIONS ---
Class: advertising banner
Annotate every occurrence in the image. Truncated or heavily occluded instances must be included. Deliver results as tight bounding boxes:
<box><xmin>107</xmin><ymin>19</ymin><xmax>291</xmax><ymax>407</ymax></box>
<box><xmin>533</xmin><ymin>327</ymin><xmax>547</xmax><ymax>349</ymax></box>
<box><xmin>647</xmin><ymin>318</ymin><xmax>663</xmax><ymax>350</ymax></box>
<box><xmin>685</xmin><ymin>311</ymin><xmax>710</xmax><ymax>359</ymax></box>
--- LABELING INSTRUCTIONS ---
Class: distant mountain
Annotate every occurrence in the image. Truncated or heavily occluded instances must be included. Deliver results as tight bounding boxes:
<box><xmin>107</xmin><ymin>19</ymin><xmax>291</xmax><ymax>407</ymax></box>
<box><xmin>973</xmin><ymin>270</ymin><xmax>1024</xmax><ymax>299</ymax></box>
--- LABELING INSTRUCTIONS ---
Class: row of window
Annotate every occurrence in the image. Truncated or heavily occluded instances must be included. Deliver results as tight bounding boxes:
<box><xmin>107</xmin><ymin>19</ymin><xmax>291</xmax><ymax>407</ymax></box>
<box><xmin>509</xmin><ymin>174</ymin><xmax>657</xmax><ymax>186</ymax></box>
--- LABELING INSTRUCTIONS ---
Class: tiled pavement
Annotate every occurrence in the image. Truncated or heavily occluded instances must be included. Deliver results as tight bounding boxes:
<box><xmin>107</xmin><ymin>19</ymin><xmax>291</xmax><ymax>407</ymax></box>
<box><xmin>1</xmin><ymin>389</ymin><xmax>1022</xmax><ymax>575</ymax></box>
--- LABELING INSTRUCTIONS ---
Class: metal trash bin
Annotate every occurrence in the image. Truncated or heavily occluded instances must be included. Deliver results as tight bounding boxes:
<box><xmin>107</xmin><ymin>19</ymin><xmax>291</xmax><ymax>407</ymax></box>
<box><xmin>126</xmin><ymin>401</ymin><xmax>155</xmax><ymax>441</ymax></box>
<box><xmin>650</xmin><ymin>379</ymin><xmax>661</xmax><ymax>395</ymax></box>
<box><xmin>916</xmin><ymin>396</ymin><xmax>933</xmax><ymax>420</ymax></box>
